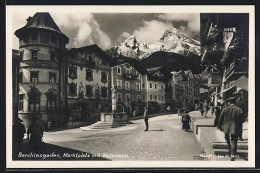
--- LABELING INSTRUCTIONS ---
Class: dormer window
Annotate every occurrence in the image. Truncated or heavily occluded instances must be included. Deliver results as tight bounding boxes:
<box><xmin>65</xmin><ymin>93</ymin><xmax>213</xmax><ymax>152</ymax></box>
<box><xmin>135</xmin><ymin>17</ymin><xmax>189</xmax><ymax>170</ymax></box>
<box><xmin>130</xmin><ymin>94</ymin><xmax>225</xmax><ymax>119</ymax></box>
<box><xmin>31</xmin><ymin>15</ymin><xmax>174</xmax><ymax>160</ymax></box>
<box><xmin>40</xmin><ymin>34</ymin><xmax>49</xmax><ymax>44</ymax></box>
<box><xmin>32</xmin><ymin>32</ymin><xmax>38</xmax><ymax>41</ymax></box>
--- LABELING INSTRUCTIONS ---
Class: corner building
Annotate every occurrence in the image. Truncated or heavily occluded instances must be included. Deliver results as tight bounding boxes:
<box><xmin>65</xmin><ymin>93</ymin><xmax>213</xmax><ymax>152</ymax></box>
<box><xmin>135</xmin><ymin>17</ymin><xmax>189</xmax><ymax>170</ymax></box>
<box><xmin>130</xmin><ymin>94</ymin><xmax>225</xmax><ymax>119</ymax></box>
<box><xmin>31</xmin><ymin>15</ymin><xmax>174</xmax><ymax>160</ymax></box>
<box><xmin>15</xmin><ymin>13</ymin><xmax>69</xmax><ymax>128</ymax></box>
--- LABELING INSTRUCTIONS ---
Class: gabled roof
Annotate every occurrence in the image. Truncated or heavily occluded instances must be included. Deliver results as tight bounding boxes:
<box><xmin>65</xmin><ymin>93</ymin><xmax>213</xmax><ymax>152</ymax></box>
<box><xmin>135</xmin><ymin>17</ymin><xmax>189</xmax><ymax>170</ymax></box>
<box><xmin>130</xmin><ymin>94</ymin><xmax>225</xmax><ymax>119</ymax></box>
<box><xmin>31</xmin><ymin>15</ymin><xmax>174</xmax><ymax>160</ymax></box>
<box><xmin>112</xmin><ymin>61</ymin><xmax>148</xmax><ymax>75</ymax></box>
<box><xmin>147</xmin><ymin>66</ymin><xmax>172</xmax><ymax>79</ymax></box>
<box><xmin>15</xmin><ymin>13</ymin><xmax>69</xmax><ymax>44</ymax></box>
<box><xmin>63</xmin><ymin>44</ymin><xmax>115</xmax><ymax>65</ymax></box>
<box><xmin>184</xmin><ymin>70</ymin><xmax>195</xmax><ymax>80</ymax></box>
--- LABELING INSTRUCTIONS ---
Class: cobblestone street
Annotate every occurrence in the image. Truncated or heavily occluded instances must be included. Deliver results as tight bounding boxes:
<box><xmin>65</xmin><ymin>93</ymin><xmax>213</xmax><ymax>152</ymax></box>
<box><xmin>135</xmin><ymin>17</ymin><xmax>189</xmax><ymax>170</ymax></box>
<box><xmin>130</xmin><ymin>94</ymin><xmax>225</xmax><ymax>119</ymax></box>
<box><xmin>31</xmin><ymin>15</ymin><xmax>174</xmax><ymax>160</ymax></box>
<box><xmin>41</xmin><ymin>114</ymin><xmax>201</xmax><ymax>161</ymax></box>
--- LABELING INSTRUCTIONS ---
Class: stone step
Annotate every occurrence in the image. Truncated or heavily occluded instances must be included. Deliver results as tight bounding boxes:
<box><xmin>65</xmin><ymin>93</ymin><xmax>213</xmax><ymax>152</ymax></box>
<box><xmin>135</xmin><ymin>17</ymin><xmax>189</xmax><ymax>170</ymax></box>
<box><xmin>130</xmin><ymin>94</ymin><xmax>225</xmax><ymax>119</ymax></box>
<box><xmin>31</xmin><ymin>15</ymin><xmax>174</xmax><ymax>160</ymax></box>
<box><xmin>212</xmin><ymin>142</ymin><xmax>248</xmax><ymax>150</ymax></box>
<box><xmin>213</xmin><ymin>148</ymin><xmax>248</xmax><ymax>158</ymax></box>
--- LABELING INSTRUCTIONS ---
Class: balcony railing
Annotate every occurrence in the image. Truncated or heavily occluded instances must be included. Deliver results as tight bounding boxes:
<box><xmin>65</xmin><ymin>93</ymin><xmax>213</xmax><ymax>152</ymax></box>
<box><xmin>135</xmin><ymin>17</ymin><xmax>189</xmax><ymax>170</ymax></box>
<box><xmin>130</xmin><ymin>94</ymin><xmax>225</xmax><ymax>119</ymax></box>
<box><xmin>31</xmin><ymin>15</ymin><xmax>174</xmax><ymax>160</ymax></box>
<box><xmin>123</xmin><ymin>73</ymin><xmax>138</xmax><ymax>80</ymax></box>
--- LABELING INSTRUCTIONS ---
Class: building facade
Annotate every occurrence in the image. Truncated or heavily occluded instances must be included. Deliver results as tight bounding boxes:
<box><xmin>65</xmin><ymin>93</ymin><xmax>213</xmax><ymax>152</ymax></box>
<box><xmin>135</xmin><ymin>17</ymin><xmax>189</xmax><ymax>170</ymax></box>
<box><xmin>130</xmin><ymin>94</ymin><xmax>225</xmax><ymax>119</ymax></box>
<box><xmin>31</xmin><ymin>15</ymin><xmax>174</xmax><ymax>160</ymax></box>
<box><xmin>15</xmin><ymin>13</ymin><xmax>69</xmax><ymax>128</ymax></box>
<box><xmin>111</xmin><ymin>62</ymin><xmax>146</xmax><ymax>117</ymax></box>
<box><xmin>60</xmin><ymin>45</ymin><xmax>114</xmax><ymax>126</ymax></box>
<box><xmin>146</xmin><ymin>67</ymin><xmax>171</xmax><ymax>114</ymax></box>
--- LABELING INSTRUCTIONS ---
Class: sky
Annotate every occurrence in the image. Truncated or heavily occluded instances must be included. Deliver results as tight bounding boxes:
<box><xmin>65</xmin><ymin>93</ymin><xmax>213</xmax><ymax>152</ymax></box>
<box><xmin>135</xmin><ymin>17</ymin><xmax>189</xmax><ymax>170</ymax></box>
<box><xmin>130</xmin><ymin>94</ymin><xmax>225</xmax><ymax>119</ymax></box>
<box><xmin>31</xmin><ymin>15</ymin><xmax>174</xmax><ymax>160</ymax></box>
<box><xmin>12</xmin><ymin>13</ymin><xmax>200</xmax><ymax>50</ymax></box>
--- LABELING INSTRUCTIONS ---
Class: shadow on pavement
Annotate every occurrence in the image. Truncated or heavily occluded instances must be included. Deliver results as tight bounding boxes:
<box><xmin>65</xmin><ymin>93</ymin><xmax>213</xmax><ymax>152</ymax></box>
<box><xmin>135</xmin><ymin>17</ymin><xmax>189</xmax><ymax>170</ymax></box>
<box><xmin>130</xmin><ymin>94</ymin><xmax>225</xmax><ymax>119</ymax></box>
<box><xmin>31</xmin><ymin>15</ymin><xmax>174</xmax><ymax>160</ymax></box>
<box><xmin>12</xmin><ymin>139</ymin><xmax>110</xmax><ymax>161</ymax></box>
<box><xmin>149</xmin><ymin>129</ymin><xmax>165</xmax><ymax>131</ymax></box>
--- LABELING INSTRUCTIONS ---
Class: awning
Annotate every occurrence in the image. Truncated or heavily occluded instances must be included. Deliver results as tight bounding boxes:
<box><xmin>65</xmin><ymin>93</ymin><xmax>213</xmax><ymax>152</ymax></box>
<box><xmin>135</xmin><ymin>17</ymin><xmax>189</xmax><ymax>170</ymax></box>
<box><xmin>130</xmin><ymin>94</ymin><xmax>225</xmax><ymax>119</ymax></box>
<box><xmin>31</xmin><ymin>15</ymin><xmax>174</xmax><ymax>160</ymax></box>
<box><xmin>231</xmin><ymin>75</ymin><xmax>248</xmax><ymax>91</ymax></box>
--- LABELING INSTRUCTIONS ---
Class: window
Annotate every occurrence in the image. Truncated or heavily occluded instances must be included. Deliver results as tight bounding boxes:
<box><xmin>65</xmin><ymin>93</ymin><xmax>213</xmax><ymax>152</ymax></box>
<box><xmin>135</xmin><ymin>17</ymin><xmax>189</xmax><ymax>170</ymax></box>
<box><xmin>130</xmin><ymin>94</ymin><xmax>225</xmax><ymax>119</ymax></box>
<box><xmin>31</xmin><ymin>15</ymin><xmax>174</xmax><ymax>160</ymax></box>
<box><xmin>149</xmin><ymin>82</ymin><xmax>153</xmax><ymax>88</ymax></box>
<box><xmin>154</xmin><ymin>95</ymin><xmax>157</xmax><ymax>101</ymax></box>
<box><xmin>126</xmin><ymin>94</ymin><xmax>130</xmax><ymax>101</ymax></box>
<box><xmin>142</xmin><ymin>83</ymin><xmax>145</xmax><ymax>88</ymax></box>
<box><xmin>117</xmin><ymin>67</ymin><xmax>121</xmax><ymax>75</ymax></box>
<box><xmin>137</xmin><ymin>95</ymin><xmax>141</xmax><ymax>101</ymax></box>
<box><xmin>20</xmin><ymin>50</ymin><xmax>24</xmax><ymax>60</ymax></box>
<box><xmin>150</xmin><ymin>95</ymin><xmax>153</xmax><ymax>100</ymax></box>
<box><xmin>18</xmin><ymin>95</ymin><xmax>24</xmax><ymax>111</ymax></box>
<box><xmin>101</xmin><ymin>72</ymin><xmax>107</xmax><ymax>83</ymax></box>
<box><xmin>23</xmin><ymin>34</ymin><xmax>29</xmax><ymax>43</ymax></box>
<box><xmin>47</xmin><ymin>95</ymin><xmax>56</xmax><ymax>111</ymax></box>
<box><xmin>162</xmin><ymin>95</ymin><xmax>164</xmax><ymax>101</ymax></box>
<box><xmin>31</xmin><ymin>50</ymin><xmax>39</xmax><ymax>60</ymax></box>
<box><xmin>28</xmin><ymin>95</ymin><xmax>40</xmax><ymax>111</ymax></box>
<box><xmin>117</xmin><ymin>80</ymin><xmax>122</xmax><ymax>89</ymax></box>
<box><xmin>31</xmin><ymin>32</ymin><xmax>38</xmax><ymax>41</ymax></box>
<box><xmin>136</xmin><ymin>83</ymin><xmax>140</xmax><ymax>91</ymax></box>
<box><xmin>117</xmin><ymin>93</ymin><xmax>122</xmax><ymax>101</ymax></box>
<box><xmin>40</xmin><ymin>34</ymin><xmax>49</xmax><ymax>44</ymax></box>
<box><xmin>125</xmin><ymin>81</ymin><xmax>130</xmax><ymax>90</ymax></box>
<box><xmin>85</xmin><ymin>85</ymin><xmax>93</xmax><ymax>97</ymax></box>
<box><xmin>155</xmin><ymin>83</ymin><xmax>157</xmax><ymax>89</ymax></box>
<box><xmin>19</xmin><ymin>72</ymin><xmax>23</xmax><ymax>83</ymax></box>
<box><xmin>69</xmin><ymin>66</ymin><xmax>77</xmax><ymax>79</ymax></box>
<box><xmin>158</xmin><ymin>94</ymin><xmax>161</xmax><ymax>100</ymax></box>
<box><xmin>161</xmin><ymin>84</ymin><xmax>164</xmax><ymax>90</ymax></box>
<box><xmin>49</xmin><ymin>72</ymin><xmax>56</xmax><ymax>83</ymax></box>
<box><xmin>101</xmin><ymin>87</ymin><xmax>107</xmax><ymax>98</ymax></box>
<box><xmin>30</xmin><ymin>71</ymin><xmax>39</xmax><ymax>82</ymax></box>
<box><xmin>126</xmin><ymin>68</ymin><xmax>130</xmax><ymax>74</ymax></box>
<box><xmin>85</xmin><ymin>69</ymin><xmax>93</xmax><ymax>81</ymax></box>
<box><xmin>143</xmin><ymin>95</ymin><xmax>145</xmax><ymax>101</ymax></box>
<box><xmin>51</xmin><ymin>35</ymin><xmax>57</xmax><ymax>44</ymax></box>
<box><xmin>50</xmin><ymin>52</ymin><xmax>56</xmax><ymax>62</ymax></box>
<box><xmin>68</xmin><ymin>83</ymin><xmax>77</xmax><ymax>97</ymax></box>
<box><xmin>136</xmin><ymin>72</ymin><xmax>140</xmax><ymax>79</ymax></box>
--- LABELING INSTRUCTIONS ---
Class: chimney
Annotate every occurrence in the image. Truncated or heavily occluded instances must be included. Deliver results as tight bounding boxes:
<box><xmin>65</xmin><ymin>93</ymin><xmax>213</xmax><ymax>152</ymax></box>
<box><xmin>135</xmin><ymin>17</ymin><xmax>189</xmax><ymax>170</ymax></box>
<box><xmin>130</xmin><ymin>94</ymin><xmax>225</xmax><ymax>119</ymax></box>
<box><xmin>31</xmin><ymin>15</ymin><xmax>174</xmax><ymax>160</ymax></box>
<box><xmin>27</xmin><ymin>16</ymin><xmax>32</xmax><ymax>23</ymax></box>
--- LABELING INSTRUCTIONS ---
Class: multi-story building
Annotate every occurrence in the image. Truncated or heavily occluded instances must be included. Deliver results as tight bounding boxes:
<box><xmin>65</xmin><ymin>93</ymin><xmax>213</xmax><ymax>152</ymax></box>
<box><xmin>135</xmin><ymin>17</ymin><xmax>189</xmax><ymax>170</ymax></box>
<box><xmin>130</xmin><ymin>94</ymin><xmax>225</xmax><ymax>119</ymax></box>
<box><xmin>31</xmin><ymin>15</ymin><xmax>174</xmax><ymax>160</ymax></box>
<box><xmin>200</xmin><ymin>13</ymin><xmax>248</xmax><ymax>102</ymax></box>
<box><xmin>15</xmin><ymin>13</ymin><xmax>69</xmax><ymax>128</ymax></box>
<box><xmin>146</xmin><ymin>67</ymin><xmax>172</xmax><ymax>114</ymax></box>
<box><xmin>60</xmin><ymin>45</ymin><xmax>114</xmax><ymax>125</ymax></box>
<box><xmin>111</xmin><ymin>62</ymin><xmax>147</xmax><ymax>117</ymax></box>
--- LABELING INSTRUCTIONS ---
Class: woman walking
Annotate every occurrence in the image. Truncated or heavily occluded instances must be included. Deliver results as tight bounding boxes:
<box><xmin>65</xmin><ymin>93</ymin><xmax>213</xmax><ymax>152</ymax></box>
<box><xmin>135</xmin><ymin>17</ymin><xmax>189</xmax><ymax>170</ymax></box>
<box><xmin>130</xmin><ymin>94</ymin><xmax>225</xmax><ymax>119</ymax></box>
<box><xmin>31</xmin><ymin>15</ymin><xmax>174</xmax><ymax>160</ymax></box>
<box><xmin>181</xmin><ymin>109</ymin><xmax>191</xmax><ymax>132</ymax></box>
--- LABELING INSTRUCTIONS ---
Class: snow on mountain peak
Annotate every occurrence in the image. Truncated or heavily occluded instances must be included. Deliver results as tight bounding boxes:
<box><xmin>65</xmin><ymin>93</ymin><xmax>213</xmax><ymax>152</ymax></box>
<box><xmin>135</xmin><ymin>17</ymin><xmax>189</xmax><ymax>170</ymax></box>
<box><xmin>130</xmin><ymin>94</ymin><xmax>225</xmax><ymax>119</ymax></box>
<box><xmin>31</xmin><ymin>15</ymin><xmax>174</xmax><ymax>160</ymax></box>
<box><xmin>108</xmin><ymin>28</ymin><xmax>201</xmax><ymax>59</ymax></box>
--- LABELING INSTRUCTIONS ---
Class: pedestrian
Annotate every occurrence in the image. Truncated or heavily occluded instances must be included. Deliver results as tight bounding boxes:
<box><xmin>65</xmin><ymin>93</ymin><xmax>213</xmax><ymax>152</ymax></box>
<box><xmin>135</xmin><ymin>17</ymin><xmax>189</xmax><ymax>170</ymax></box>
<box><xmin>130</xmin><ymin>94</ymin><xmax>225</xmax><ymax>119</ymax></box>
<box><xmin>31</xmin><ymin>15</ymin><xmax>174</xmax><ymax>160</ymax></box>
<box><xmin>13</xmin><ymin>118</ymin><xmax>26</xmax><ymax>155</ymax></box>
<box><xmin>181</xmin><ymin>109</ymin><xmax>191</xmax><ymax>132</ymax></box>
<box><xmin>203</xmin><ymin>100</ymin><xmax>208</xmax><ymax>118</ymax></box>
<box><xmin>217</xmin><ymin>98</ymin><xmax>244</xmax><ymax>161</ymax></box>
<box><xmin>167</xmin><ymin>106</ymin><xmax>171</xmax><ymax>115</ymax></box>
<box><xmin>210</xmin><ymin>101</ymin><xmax>215</xmax><ymax>115</ymax></box>
<box><xmin>143</xmin><ymin>107</ymin><xmax>149</xmax><ymax>131</ymax></box>
<box><xmin>177</xmin><ymin>108</ymin><xmax>181</xmax><ymax>116</ymax></box>
<box><xmin>199</xmin><ymin>102</ymin><xmax>204</xmax><ymax>116</ymax></box>
<box><xmin>44</xmin><ymin>120</ymin><xmax>48</xmax><ymax>132</ymax></box>
<box><xmin>213</xmin><ymin>104</ymin><xmax>221</xmax><ymax>127</ymax></box>
<box><xmin>236</xmin><ymin>96</ymin><xmax>247</xmax><ymax>141</ymax></box>
<box><xmin>27</xmin><ymin>117</ymin><xmax>44</xmax><ymax>152</ymax></box>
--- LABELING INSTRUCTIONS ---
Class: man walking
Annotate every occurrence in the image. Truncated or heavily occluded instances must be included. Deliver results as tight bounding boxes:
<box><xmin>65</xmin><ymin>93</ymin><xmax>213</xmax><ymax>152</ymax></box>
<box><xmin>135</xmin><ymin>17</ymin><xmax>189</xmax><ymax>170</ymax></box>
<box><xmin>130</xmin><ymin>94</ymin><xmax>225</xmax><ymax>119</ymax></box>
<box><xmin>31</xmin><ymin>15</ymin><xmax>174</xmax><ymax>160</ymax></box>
<box><xmin>143</xmin><ymin>107</ymin><xmax>149</xmax><ymax>131</ymax></box>
<box><xmin>13</xmin><ymin>118</ymin><xmax>26</xmax><ymax>156</ymax></box>
<box><xmin>218</xmin><ymin>98</ymin><xmax>244</xmax><ymax>161</ymax></box>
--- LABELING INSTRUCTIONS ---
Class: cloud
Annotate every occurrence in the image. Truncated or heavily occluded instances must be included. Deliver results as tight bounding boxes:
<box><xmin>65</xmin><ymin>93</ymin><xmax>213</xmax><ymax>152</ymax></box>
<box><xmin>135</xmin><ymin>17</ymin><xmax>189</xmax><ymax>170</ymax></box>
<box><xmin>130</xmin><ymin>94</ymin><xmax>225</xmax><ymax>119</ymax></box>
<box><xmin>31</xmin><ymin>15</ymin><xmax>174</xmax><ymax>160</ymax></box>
<box><xmin>116</xmin><ymin>32</ymin><xmax>131</xmax><ymax>42</ymax></box>
<box><xmin>158</xmin><ymin>13</ymin><xmax>200</xmax><ymax>33</ymax></box>
<box><xmin>51</xmin><ymin>13</ymin><xmax>112</xmax><ymax>49</ymax></box>
<box><xmin>132</xmin><ymin>20</ymin><xmax>172</xmax><ymax>43</ymax></box>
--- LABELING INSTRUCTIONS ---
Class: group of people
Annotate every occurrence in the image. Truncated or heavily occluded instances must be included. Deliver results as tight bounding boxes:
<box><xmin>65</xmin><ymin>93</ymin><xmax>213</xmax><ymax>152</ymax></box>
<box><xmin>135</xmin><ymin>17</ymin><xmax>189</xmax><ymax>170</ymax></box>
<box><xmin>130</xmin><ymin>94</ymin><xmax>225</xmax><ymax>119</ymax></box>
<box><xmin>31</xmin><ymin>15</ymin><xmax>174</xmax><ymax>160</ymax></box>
<box><xmin>200</xmin><ymin>95</ymin><xmax>247</xmax><ymax>161</ymax></box>
<box><xmin>13</xmin><ymin>117</ymin><xmax>45</xmax><ymax>155</ymax></box>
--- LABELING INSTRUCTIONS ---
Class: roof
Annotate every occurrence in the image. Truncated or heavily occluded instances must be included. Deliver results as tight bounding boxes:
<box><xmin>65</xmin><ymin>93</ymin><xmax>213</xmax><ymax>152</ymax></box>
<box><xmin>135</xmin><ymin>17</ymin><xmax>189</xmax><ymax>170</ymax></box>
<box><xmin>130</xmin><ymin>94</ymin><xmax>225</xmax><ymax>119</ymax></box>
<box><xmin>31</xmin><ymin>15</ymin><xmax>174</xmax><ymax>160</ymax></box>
<box><xmin>113</xmin><ymin>61</ymin><xmax>148</xmax><ymax>75</ymax></box>
<box><xmin>62</xmin><ymin>44</ymin><xmax>115</xmax><ymax>65</ymax></box>
<box><xmin>177</xmin><ymin>70</ymin><xmax>188</xmax><ymax>81</ymax></box>
<box><xmin>15</xmin><ymin>13</ymin><xmax>69</xmax><ymax>44</ymax></box>
<box><xmin>146</xmin><ymin>67</ymin><xmax>162</xmax><ymax>72</ymax></box>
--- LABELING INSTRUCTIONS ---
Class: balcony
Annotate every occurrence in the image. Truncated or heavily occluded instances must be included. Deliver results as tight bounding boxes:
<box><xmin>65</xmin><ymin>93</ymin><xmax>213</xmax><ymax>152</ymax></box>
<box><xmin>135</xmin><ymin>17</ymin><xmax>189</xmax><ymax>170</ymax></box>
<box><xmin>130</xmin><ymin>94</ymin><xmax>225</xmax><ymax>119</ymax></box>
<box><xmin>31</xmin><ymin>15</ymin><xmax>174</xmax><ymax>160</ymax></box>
<box><xmin>123</xmin><ymin>73</ymin><xmax>138</xmax><ymax>80</ymax></box>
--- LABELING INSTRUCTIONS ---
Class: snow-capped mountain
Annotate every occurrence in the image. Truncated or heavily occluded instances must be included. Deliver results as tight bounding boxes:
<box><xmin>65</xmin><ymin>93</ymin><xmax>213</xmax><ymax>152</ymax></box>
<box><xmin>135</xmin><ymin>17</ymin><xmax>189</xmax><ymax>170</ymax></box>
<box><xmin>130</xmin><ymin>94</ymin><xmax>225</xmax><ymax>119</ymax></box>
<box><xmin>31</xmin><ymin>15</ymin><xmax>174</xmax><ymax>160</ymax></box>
<box><xmin>106</xmin><ymin>28</ymin><xmax>201</xmax><ymax>59</ymax></box>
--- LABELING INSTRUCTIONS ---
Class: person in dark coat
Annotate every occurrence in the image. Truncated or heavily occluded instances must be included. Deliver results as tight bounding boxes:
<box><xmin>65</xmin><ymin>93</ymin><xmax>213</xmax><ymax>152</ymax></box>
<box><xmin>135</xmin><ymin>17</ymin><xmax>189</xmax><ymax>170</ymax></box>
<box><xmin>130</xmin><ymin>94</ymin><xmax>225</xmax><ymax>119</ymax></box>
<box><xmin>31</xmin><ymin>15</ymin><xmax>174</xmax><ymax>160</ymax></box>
<box><xmin>27</xmin><ymin>117</ymin><xmax>44</xmax><ymax>152</ymax></box>
<box><xmin>143</xmin><ymin>107</ymin><xmax>149</xmax><ymax>131</ymax></box>
<box><xmin>13</xmin><ymin>118</ymin><xmax>26</xmax><ymax>155</ymax></box>
<box><xmin>181</xmin><ymin>109</ymin><xmax>191</xmax><ymax>132</ymax></box>
<box><xmin>213</xmin><ymin>104</ymin><xmax>221</xmax><ymax>127</ymax></box>
<box><xmin>236</xmin><ymin>96</ymin><xmax>247</xmax><ymax>141</ymax></box>
<box><xmin>218</xmin><ymin>98</ymin><xmax>244</xmax><ymax>161</ymax></box>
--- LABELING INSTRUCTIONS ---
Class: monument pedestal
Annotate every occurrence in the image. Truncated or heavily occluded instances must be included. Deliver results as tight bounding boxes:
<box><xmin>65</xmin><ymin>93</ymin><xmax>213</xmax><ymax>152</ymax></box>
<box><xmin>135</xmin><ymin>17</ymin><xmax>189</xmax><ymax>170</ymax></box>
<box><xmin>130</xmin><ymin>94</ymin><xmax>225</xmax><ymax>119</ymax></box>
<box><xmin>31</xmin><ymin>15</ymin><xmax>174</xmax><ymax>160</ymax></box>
<box><xmin>101</xmin><ymin>112</ymin><xmax>129</xmax><ymax>127</ymax></box>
